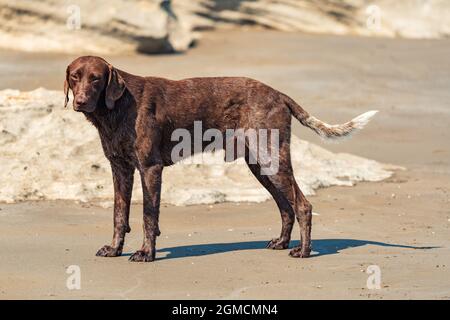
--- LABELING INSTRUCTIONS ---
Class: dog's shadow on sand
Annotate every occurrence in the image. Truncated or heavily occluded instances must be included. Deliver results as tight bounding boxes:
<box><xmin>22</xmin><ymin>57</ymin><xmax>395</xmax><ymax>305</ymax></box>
<box><xmin>151</xmin><ymin>239</ymin><xmax>437</xmax><ymax>261</ymax></box>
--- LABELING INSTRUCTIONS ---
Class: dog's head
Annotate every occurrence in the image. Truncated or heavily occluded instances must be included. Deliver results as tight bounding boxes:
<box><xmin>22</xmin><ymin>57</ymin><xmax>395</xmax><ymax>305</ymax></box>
<box><xmin>64</xmin><ymin>56</ymin><xmax>126</xmax><ymax>112</ymax></box>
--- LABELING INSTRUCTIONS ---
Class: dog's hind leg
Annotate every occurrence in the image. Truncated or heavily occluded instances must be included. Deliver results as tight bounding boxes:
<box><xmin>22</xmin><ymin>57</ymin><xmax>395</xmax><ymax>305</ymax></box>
<box><xmin>286</xmin><ymin>180</ymin><xmax>312</xmax><ymax>258</ymax></box>
<box><xmin>270</xmin><ymin>171</ymin><xmax>312</xmax><ymax>258</ymax></box>
<box><xmin>246</xmin><ymin>161</ymin><xmax>295</xmax><ymax>249</ymax></box>
<box><xmin>260</xmin><ymin>147</ymin><xmax>313</xmax><ymax>258</ymax></box>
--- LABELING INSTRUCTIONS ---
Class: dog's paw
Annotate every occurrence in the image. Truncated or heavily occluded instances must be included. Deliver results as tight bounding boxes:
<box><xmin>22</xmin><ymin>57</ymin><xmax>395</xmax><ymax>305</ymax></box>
<box><xmin>95</xmin><ymin>245</ymin><xmax>122</xmax><ymax>257</ymax></box>
<box><xmin>289</xmin><ymin>246</ymin><xmax>311</xmax><ymax>258</ymax></box>
<box><xmin>266</xmin><ymin>238</ymin><xmax>289</xmax><ymax>250</ymax></box>
<box><xmin>128</xmin><ymin>250</ymin><xmax>155</xmax><ymax>262</ymax></box>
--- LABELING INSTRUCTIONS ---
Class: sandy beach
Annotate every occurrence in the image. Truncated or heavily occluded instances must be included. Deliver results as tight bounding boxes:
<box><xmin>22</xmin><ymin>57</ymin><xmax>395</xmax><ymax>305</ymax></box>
<box><xmin>0</xmin><ymin>30</ymin><xmax>449</xmax><ymax>299</ymax></box>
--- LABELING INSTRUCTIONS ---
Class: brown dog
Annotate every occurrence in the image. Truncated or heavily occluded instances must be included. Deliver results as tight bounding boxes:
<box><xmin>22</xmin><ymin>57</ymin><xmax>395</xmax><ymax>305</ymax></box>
<box><xmin>64</xmin><ymin>56</ymin><xmax>377</xmax><ymax>262</ymax></box>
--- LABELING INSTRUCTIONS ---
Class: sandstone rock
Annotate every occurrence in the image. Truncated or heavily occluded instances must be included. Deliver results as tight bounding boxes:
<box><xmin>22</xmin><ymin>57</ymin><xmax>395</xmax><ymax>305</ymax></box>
<box><xmin>0</xmin><ymin>0</ymin><xmax>194</xmax><ymax>54</ymax></box>
<box><xmin>177</xmin><ymin>0</ymin><xmax>450</xmax><ymax>39</ymax></box>
<box><xmin>0</xmin><ymin>1</ymin><xmax>448</xmax><ymax>55</ymax></box>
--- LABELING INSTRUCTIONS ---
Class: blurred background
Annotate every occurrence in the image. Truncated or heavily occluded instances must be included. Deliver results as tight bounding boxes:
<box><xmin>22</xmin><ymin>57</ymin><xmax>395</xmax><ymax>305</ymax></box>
<box><xmin>1</xmin><ymin>0</ymin><xmax>449</xmax><ymax>55</ymax></box>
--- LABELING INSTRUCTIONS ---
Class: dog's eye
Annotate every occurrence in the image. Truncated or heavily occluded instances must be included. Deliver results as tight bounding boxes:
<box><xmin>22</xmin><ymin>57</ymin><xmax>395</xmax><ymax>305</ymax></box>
<box><xmin>70</xmin><ymin>74</ymin><xmax>79</xmax><ymax>81</ymax></box>
<box><xmin>91</xmin><ymin>77</ymin><xmax>100</xmax><ymax>82</ymax></box>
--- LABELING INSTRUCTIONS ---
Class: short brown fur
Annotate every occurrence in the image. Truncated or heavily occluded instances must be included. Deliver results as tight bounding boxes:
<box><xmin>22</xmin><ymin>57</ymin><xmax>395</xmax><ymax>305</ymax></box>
<box><xmin>65</xmin><ymin>56</ymin><xmax>371</xmax><ymax>262</ymax></box>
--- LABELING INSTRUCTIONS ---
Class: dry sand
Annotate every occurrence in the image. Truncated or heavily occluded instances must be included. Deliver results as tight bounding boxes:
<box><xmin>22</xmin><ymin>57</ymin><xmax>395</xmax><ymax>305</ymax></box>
<box><xmin>0</xmin><ymin>30</ymin><xmax>449</xmax><ymax>299</ymax></box>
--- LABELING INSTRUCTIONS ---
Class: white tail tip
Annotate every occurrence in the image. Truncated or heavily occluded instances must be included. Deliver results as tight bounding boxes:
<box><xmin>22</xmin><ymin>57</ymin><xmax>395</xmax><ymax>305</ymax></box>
<box><xmin>351</xmin><ymin>110</ymin><xmax>379</xmax><ymax>129</ymax></box>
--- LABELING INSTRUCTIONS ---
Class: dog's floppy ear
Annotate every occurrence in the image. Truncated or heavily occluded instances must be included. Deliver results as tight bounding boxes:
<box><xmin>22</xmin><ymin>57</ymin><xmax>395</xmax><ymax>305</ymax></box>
<box><xmin>64</xmin><ymin>66</ymin><xmax>70</xmax><ymax>108</ymax></box>
<box><xmin>105</xmin><ymin>64</ymin><xmax>126</xmax><ymax>110</ymax></box>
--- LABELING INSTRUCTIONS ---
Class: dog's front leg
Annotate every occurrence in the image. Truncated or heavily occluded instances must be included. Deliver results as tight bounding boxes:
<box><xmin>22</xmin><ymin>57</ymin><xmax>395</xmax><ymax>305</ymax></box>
<box><xmin>96</xmin><ymin>161</ymin><xmax>135</xmax><ymax>257</ymax></box>
<box><xmin>129</xmin><ymin>164</ymin><xmax>163</xmax><ymax>262</ymax></box>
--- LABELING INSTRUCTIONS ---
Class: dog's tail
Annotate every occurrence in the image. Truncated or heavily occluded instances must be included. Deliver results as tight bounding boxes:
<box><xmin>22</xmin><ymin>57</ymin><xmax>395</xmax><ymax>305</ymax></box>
<box><xmin>283</xmin><ymin>95</ymin><xmax>378</xmax><ymax>141</ymax></box>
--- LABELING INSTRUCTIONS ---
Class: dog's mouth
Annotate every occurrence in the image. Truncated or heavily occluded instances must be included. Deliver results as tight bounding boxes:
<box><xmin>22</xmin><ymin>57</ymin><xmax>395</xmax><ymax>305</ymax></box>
<box><xmin>73</xmin><ymin>105</ymin><xmax>96</xmax><ymax>113</ymax></box>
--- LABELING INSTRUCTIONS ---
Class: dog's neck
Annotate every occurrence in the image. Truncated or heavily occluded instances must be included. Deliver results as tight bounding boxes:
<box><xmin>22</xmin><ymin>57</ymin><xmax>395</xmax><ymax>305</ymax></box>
<box><xmin>84</xmin><ymin>90</ymin><xmax>134</xmax><ymax>135</ymax></box>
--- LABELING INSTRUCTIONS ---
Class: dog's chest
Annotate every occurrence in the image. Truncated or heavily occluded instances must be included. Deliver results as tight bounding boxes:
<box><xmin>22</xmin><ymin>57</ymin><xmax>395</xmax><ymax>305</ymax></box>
<box><xmin>97</xmin><ymin>123</ymin><xmax>137</xmax><ymax>164</ymax></box>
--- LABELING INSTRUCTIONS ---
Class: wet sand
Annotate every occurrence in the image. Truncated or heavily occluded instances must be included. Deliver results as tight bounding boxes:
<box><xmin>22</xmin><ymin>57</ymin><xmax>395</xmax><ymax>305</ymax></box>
<box><xmin>0</xmin><ymin>30</ymin><xmax>449</xmax><ymax>299</ymax></box>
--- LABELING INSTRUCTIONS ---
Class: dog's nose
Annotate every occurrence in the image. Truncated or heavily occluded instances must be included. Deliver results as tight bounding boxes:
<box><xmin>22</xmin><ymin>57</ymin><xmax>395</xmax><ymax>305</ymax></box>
<box><xmin>74</xmin><ymin>97</ymin><xmax>87</xmax><ymax>108</ymax></box>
